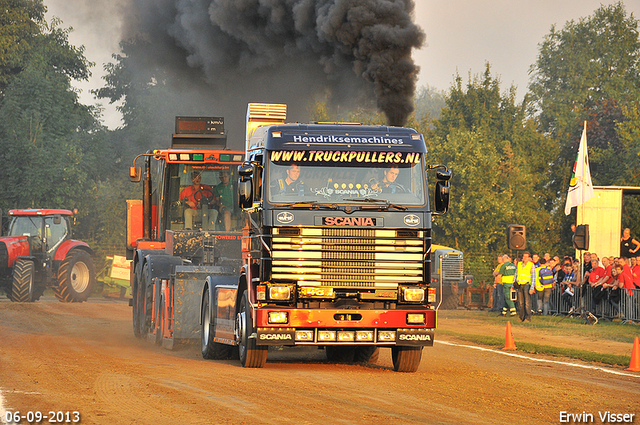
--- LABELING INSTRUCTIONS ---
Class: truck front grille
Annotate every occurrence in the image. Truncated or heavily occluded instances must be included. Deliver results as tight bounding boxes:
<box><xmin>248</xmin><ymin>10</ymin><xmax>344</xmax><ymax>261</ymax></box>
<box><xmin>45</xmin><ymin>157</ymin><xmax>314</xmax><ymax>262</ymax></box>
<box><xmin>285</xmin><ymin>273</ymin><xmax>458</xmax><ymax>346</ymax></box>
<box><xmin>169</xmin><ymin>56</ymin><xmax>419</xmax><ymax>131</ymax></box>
<box><xmin>271</xmin><ymin>227</ymin><xmax>425</xmax><ymax>288</ymax></box>
<box><xmin>441</xmin><ymin>254</ymin><xmax>463</xmax><ymax>281</ymax></box>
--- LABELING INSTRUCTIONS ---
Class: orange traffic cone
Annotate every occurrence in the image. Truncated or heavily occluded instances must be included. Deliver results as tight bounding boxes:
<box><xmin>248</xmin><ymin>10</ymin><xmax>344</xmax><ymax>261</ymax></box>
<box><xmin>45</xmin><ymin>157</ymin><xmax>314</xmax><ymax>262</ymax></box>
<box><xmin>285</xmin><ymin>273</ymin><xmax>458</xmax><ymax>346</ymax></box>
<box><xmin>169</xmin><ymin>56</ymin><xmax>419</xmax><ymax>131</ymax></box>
<box><xmin>625</xmin><ymin>336</ymin><xmax>640</xmax><ymax>372</ymax></box>
<box><xmin>502</xmin><ymin>321</ymin><xmax>516</xmax><ymax>351</ymax></box>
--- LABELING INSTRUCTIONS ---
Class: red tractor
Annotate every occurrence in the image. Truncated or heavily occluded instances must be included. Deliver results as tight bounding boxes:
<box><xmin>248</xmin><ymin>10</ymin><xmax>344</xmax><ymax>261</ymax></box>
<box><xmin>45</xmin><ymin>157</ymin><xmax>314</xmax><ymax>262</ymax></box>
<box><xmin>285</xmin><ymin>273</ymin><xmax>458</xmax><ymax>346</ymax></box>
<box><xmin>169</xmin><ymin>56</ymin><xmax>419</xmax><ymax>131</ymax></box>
<box><xmin>0</xmin><ymin>209</ymin><xmax>95</xmax><ymax>302</ymax></box>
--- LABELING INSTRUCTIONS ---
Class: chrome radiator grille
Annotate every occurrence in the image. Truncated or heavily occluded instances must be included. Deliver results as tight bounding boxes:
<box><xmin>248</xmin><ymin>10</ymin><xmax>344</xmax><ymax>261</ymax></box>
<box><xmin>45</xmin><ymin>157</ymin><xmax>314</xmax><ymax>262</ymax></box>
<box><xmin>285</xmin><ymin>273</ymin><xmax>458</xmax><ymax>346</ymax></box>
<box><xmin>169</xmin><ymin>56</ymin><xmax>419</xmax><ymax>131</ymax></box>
<box><xmin>271</xmin><ymin>227</ymin><xmax>425</xmax><ymax>288</ymax></box>
<box><xmin>441</xmin><ymin>254</ymin><xmax>463</xmax><ymax>281</ymax></box>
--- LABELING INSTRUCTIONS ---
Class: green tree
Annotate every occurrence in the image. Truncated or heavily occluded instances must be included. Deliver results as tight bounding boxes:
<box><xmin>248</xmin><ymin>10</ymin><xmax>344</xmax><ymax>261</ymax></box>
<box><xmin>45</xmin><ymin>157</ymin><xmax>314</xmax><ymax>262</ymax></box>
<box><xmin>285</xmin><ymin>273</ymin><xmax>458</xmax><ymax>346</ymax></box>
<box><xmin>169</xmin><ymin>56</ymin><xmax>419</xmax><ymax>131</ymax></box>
<box><xmin>529</xmin><ymin>2</ymin><xmax>640</xmax><ymax>190</ymax></box>
<box><xmin>427</xmin><ymin>66</ymin><xmax>557</xmax><ymax>279</ymax></box>
<box><xmin>0</xmin><ymin>0</ymin><xmax>46</xmax><ymax>96</ymax></box>
<box><xmin>529</xmin><ymin>2</ymin><xmax>640</xmax><ymax>243</ymax></box>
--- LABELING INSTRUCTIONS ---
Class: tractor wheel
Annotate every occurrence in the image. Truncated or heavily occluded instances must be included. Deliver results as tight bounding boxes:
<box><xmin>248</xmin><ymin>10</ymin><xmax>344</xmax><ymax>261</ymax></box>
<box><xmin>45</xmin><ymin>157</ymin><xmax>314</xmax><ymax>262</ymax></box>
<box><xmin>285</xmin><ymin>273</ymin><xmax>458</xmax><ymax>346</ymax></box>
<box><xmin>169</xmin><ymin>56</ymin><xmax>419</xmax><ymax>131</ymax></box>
<box><xmin>391</xmin><ymin>346</ymin><xmax>423</xmax><ymax>373</ymax></box>
<box><xmin>132</xmin><ymin>260</ymin><xmax>143</xmax><ymax>338</ymax></box>
<box><xmin>201</xmin><ymin>287</ymin><xmax>231</xmax><ymax>360</ymax></box>
<box><xmin>235</xmin><ymin>291</ymin><xmax>267</xmax><ymax>368</ymax></box>
<box><xmin>325</xmin><ymin>346</ymin><xmax>356</xmax><ymax>363</ymax></box>
<box><xmin>354</xmin><ymin>346</ymin><xmax>380</xmax><ymax>364</ymax></box>
<box><xmin>11</xmin><ymin>259</ymin><xmax>35</xmax><ymax>303</ymax></box>
<box><xmin>54</xmin><ymin>250</ymin><xmax>95</xmax><ymax>303</ymax></box>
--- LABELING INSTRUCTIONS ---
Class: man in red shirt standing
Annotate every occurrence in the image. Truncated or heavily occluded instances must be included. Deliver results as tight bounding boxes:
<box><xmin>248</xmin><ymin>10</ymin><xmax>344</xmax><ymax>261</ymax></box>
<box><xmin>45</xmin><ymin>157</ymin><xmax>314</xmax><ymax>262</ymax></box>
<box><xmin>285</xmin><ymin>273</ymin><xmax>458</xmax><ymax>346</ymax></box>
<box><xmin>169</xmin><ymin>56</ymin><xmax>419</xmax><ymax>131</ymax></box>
<box><xmin>589</xmin><ymin>259</ymin><xmax>607</xmax><ymax>309</ymax></box>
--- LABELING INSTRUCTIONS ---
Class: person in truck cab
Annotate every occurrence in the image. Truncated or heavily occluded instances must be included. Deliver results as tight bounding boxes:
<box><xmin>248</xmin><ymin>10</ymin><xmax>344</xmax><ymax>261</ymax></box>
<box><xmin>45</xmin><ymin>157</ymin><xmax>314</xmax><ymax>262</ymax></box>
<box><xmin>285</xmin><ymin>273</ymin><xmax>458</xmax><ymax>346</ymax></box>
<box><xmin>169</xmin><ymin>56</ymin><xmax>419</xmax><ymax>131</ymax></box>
<box><xmin>180</xmin><ymin>171</ymin><xmax>218</xmax><ymax>230</ymax></box>
<box><xmin>213</xmin><ymin>170</ymin><xmax>233</xmax><ymax>231</ymax></box>
<box><xmin>271</xmin><ymin>164</ymin><xmax>304</xmax><ymax>196</ymax></box>
<box><xmin>377</xmin><ymin>166</ymin><xmax>407</xmax><ymax>194</ymax></box>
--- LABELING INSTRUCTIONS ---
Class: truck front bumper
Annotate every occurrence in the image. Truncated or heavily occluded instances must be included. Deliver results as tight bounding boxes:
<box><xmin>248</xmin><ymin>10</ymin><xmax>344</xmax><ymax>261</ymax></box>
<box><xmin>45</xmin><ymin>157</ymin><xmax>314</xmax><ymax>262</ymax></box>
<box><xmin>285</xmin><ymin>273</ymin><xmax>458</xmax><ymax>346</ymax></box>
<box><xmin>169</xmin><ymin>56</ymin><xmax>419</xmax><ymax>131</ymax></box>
<box><xmin>255</xmin><ymin>308</ymin><xmax>436</xmax><ymax>346</ymax></box>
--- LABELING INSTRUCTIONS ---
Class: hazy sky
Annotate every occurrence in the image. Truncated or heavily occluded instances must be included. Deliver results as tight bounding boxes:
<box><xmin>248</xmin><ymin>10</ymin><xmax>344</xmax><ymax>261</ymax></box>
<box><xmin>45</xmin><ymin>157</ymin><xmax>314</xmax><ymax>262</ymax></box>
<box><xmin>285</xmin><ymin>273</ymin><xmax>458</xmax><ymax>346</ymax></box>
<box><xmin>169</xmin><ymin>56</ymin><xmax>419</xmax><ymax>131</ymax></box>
<box><xmin>45</xmin><ymin>0</ymin><xmax>640</xmax><ymax>130</ymax></box>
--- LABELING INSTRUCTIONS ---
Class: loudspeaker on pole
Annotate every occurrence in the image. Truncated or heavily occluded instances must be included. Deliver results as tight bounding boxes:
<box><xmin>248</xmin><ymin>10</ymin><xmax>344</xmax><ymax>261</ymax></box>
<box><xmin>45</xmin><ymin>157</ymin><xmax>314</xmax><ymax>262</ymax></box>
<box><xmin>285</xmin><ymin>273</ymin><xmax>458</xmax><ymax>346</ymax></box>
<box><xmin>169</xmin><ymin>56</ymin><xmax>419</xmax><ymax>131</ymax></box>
<box><xmin>573</xmin><ymin>224</ymin><xmax>589</xmax><ymax>251</ymax></box>
<box><xmin>507</xmin><ymin>224</ymin><xmax>526</xmax><ymax>250</ymax></box>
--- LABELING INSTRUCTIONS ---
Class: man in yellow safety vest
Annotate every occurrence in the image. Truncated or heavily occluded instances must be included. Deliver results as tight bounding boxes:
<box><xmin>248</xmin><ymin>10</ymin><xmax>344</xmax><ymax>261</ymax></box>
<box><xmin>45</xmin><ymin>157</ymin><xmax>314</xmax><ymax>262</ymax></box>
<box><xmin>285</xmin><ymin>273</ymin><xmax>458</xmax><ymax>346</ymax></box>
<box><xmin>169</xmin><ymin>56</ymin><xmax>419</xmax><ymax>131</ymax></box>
<box><xmin>515</xmin><ymin>251</ymin><xmax>537</xmax><ymax>322</ymax></box>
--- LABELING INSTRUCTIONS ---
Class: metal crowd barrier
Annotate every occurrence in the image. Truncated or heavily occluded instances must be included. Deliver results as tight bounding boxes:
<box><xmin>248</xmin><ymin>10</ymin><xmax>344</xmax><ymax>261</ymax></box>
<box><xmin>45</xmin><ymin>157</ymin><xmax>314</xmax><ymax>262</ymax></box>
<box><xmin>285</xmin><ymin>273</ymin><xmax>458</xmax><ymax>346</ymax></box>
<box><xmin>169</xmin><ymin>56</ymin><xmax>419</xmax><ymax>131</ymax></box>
<box><xmin>546</xmin><ymin>285</ymin><xmax>640</xmax><ymax>322</ymax></box>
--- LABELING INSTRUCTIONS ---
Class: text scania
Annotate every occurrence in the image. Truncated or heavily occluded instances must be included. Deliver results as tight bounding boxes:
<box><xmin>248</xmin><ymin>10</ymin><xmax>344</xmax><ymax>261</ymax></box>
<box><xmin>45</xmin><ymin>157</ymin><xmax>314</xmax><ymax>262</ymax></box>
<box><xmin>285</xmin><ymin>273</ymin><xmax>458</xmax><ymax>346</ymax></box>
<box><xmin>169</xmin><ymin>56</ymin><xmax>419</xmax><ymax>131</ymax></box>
<box><xmin>324</xmin><ymin>217</ymin><xmax>377</xmax><ymax>226</ymax></box>
<box><xmin>399</xmin><ymin>334</ymin><xmax>432</xmax><ymax>341</ymax></box>
<box><xmin>292</xmin><ymin>135</ymin><xmax>405</xmax><ymax>144</ymax></box>
<box><xmin>270</xmin><ymin>150</ymin><xmax>422</xmax><ymax>164</ymax></box>
<box><xmin>259</xmin><ymin>334</ymin><xmax>293</xmax><ymax>340</ymax></box>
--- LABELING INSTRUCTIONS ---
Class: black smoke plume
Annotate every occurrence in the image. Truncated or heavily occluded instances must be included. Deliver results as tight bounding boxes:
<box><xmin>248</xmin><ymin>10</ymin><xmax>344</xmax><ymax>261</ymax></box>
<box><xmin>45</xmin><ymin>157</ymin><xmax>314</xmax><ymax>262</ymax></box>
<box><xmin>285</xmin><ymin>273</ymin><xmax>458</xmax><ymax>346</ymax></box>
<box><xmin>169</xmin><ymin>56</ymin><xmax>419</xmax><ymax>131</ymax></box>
<box><xmin>119</xmin><ymin>0</ymin><xmax>424</xmax><ymax>138</ymax></box>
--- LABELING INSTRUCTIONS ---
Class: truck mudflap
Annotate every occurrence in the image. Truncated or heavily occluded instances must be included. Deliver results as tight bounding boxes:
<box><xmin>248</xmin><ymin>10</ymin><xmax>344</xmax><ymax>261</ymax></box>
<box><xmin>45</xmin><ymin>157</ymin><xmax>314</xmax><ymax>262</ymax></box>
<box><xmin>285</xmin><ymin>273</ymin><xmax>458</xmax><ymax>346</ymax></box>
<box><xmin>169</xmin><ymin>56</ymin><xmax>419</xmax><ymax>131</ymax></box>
<box><xmin>255</xmin><ymin>308</ymin><xmax>436</xmax><ymax>346</ymax></box>
<box><xmin>172</xmin><ymin>265</ymin><xmax>237</xmax><ymax>340</ymax></box>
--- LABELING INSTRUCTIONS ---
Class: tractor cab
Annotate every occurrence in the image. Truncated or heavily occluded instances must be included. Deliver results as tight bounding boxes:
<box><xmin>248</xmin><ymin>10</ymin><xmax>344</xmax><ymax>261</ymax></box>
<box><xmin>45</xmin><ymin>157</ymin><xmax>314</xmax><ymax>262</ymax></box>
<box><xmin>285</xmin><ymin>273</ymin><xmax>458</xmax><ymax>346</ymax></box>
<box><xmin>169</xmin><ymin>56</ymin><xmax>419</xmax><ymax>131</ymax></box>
<box><xmin>7</xmin><ymin>210</ymin><xmax>71</xmax><ymax>259</ymax></box>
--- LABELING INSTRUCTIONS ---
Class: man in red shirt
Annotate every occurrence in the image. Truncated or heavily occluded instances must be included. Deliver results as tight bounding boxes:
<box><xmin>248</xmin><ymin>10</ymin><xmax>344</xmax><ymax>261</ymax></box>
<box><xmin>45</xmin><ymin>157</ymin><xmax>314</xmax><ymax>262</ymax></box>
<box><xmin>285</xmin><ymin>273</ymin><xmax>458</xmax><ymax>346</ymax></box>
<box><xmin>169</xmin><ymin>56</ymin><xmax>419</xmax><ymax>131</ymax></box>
<box><xmin>631</xmin><ymin>257</ymin><xmax>640</xmax><ymax>290</ymax></box>
<box><xmin>589</xmin><ymin>259</ymin><xmax>607</xmax><ymax>308</ymax></box>
<box><xmin>180</xmin><ymin>171</ymin><xmax>218</xmax><ymax>230</ymax></box>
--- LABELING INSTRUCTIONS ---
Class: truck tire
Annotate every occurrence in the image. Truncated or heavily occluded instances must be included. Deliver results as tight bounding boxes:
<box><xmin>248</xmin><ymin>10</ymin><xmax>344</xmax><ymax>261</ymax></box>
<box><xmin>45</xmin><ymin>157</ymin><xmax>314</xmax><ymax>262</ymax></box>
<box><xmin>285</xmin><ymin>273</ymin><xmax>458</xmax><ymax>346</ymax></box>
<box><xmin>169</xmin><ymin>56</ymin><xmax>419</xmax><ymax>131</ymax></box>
<box><xmin>392</xmin><ymin>346</ymin><xmax>423</xmax><ymax>372</ymax></box>
<box><xmin>139</xmin><ymin>262</ymin><xmax>153</xmax><ymax>337</ymax></box>
<box><xmin>155</xmin><ymin>296</ymin><xmax>165</xmax><ymax>346</ymax></box>
<box><xmin>54</xmin><ymin>250</ymin><xmax>95</xmax><ymax>303</ymax></box>
<box><xmin>132</xmin><ymin>260</ymin><xmax>143</xmax><ymax>338</ymax></box>
<box><xmin>354</xmin><ymin>346</ymin><xmax>380</xmax><ymax>364</ymax></box>
<box><xmin>236</xmin><ymin>291</ymin><xmax>267</xmax><ymax>368</ymax></box>
<box><xmin>201</xmin><ymin>287</ymin><xmax>231</xmax><ymax>360</ymax></box>
<box><xmin>11</xmin><ymin>259</ymin><xmax>35</xmax><ymax>303</ymax></box>
<box><xmin>325</xmin><ymin>346</ymin><xmax>356</xmax><ymax>363</ymax></box>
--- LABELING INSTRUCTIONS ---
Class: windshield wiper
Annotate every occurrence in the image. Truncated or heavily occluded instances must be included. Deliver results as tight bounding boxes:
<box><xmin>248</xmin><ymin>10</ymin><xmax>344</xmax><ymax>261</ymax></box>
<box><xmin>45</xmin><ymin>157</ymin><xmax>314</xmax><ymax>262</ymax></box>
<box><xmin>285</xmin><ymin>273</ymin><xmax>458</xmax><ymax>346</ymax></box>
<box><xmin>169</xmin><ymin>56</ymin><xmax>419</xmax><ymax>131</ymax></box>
<box><xmin>284</xmin><ymin>201</ymin><xmax>338</xmax><ymax>210</ymax></box>
<box><xmin>342</xmin><ymin>198</ymin><xmax>407</xmax><ymax>211</ymax></box>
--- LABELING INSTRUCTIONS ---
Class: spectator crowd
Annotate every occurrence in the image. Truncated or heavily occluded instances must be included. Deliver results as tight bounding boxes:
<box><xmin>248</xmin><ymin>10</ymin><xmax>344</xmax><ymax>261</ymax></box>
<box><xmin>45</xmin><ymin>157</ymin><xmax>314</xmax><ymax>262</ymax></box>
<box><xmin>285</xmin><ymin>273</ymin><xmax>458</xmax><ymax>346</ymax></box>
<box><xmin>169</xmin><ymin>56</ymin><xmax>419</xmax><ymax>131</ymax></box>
<box><xmin>488</xmin><ymin>228</ymin><xmax>640</xmax><ymax>322</ymax></box>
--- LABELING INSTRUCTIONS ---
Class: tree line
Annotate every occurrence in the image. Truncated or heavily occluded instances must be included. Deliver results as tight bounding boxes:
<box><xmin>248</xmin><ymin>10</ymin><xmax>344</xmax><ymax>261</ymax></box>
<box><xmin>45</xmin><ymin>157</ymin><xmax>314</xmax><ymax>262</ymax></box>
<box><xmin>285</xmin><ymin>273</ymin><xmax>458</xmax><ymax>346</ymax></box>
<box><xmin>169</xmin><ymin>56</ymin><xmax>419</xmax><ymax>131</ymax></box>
<box><xmin>1</xmin><ymin>1</ymin><xmax>639</xmax><ymax>280</ymax></box>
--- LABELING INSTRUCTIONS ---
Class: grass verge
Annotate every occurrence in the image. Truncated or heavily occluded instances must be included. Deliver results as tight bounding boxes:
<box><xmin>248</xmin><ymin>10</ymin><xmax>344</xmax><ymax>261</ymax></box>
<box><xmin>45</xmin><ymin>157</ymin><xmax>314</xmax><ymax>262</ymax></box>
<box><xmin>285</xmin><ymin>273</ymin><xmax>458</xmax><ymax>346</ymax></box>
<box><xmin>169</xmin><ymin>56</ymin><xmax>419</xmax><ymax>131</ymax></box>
<box><xmin>437</xmin><ymin>329</ymin><xmax>632</xmax><ymax>367</ymax></box>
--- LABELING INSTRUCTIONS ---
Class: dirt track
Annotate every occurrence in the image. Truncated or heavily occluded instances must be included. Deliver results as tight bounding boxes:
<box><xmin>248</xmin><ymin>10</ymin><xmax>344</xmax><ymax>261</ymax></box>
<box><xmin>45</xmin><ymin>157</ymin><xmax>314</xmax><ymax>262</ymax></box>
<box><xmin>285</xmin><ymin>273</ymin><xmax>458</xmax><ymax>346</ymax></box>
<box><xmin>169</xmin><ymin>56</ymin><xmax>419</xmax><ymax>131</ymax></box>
<box><xmin>0</xmin><ymin>297</ymin><xmax>639</xmax><ymax>425</ymax></box>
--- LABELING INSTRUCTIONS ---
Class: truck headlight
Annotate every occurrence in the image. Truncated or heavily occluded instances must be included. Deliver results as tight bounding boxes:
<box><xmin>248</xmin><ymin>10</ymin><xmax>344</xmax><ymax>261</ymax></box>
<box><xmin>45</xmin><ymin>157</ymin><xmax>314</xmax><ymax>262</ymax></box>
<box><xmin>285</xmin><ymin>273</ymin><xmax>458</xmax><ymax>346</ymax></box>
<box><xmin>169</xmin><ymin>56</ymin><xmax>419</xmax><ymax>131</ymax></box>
<box><xmin>407</xmin><ymin>313</ymin><xmax>426</xmax><ymax>324</ymax></box>
<box><xmin>268</xmin><ymin>311</ymin><xmax>288</xmax><ymax>324</ymax></box>
<box><xmin>378</xmin><ymin>330</ymin><xmax>396</xmax><ymax>342</ymax></box>
<box><xmin>269</xmin><ymin>286</ymin><xmax>291</xmax><ymax>300</ymax></box>
<box><xmin>403</xmin><ymin>287</ymin><xmax>425</xmax><ymax>302</ymax></box>
<box><xmin>318</xmin><ymin>330</ymin><xmax>336</xmax><ymax>341</ymax></box>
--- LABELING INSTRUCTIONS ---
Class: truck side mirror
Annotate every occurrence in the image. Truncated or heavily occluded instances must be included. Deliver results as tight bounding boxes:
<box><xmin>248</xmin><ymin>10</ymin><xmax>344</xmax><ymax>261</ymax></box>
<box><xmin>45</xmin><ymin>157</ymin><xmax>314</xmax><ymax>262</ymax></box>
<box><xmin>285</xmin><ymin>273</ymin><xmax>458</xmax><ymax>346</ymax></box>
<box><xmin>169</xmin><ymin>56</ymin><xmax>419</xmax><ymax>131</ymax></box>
<box><xmin>436</xmin><ymin>169</ymin><xmax>451</xmax><ymax>181</ymax></box>
<box><xmin>239</xmin><ymin>177</ymin><xmax>253</xmax><ymax>209</ymax></box>
<box><xmin>130</xmin><ymin>166</ymin><xmax>141</xmax><ymax>183</ymax></box>
<box><xmin>238</xmin><ymin>163</ymin><xmax>255</xmax><ymax>209</ymax></box>
<box><xmin>434</xmin><ymin>180</ymin><xmax>450</xmax><ymax>213</ymax></box>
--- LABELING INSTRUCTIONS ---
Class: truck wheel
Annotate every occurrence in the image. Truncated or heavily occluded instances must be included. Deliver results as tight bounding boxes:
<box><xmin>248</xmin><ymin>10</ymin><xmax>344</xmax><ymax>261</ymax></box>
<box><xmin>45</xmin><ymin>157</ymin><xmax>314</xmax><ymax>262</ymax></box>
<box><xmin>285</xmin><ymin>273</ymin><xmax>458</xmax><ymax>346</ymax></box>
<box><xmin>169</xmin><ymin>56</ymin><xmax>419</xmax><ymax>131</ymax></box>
<box><xmin>139</xmin><ymin>262</ymin><xmax>153</xmax><ymax>337</ymax></box>
<box><xmin>155</xmin><ymin>296</ymin><xmax>164</xmax><ymax>346</ymax></box>
<box><xmin>235</xmin><ymin>291</ymin><xmax>267</xmax><ymax>368</ymax></box>
<box><xmin>132</xmin><ymin>261</ymin><xmax>143</xmax><ymax>338</ymax></box>
<box><xmin>54</xmin><ymin>250</ymin><xmax>95</xmax><ymax>303</ymax></box>
<box><xmin>11</xmin><ymin>259</ymin><xmax>35</xmax><ymax>303</ymax></box>
<box><xmin>354</xmin><ymin>346</ymin><xmax>380</xmax><ymax>364</ymax></box>
<box><xmin>325</xmin><ymin>346</ymin><xmax>356</xmax><ymax>363</ymax></box>
<box><xmin>392</xmin><ymin>346</ymin><xmax>423</xmax><ymax>372</ymax></box>
<box><xmin>201</xmin><ymin>287</ymin><xmax>231</xmax><ymax>360</ymax></box>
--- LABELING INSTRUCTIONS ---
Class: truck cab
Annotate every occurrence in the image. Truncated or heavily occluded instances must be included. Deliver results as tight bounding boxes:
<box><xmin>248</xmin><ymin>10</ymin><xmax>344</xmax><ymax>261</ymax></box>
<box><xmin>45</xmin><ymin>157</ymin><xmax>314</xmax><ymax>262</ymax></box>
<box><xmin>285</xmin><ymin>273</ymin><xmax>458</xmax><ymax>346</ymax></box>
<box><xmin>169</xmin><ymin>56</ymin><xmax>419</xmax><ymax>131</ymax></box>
<box><xmin>199</xmin><ymin>103</ymin><xmax>452</xmax><ymax>372</ymax></box>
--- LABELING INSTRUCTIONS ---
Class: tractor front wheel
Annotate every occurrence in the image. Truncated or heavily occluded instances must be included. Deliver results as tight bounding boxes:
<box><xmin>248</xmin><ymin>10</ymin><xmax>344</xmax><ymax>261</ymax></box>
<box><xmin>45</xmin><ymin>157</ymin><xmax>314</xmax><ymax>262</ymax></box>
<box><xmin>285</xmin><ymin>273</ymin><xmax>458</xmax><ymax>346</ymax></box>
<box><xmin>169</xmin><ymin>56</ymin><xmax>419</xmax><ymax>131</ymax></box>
<box><xmin>11</xmin><ymin>259</ymin><xmax>35</xmax><ymax>303</ymax></box>
<box><xmin>54</xmin><ymin>250</ymin><xmax>95</xmax><ymax>303</ymax></box>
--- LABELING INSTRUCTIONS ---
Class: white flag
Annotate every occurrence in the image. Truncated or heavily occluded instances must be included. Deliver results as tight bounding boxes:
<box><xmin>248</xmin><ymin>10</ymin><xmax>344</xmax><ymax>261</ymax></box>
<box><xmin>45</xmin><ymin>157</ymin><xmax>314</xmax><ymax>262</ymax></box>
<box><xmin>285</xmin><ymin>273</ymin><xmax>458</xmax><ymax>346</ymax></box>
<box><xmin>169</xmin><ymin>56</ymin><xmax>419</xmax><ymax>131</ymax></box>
<box><xmin>564</xmin><ymin>121</ymin><xmax>594</xmax><ymax>215</ymax></box>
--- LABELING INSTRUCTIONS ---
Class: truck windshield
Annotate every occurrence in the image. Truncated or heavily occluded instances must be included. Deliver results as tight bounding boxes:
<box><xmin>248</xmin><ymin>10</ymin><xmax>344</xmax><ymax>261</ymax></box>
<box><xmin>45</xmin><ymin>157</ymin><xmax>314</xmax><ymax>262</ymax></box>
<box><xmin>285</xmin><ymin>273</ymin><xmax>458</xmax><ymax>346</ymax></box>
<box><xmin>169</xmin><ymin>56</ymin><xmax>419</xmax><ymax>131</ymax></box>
<box><xmin>267</xmin><ymin>150</ymin><xmax>426</xmax><ymax>205</ymax></box>
<box><xmin>165</xmin><ymin>163</ymin><xmax>242</xmax><ymax>231</ymax></box>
